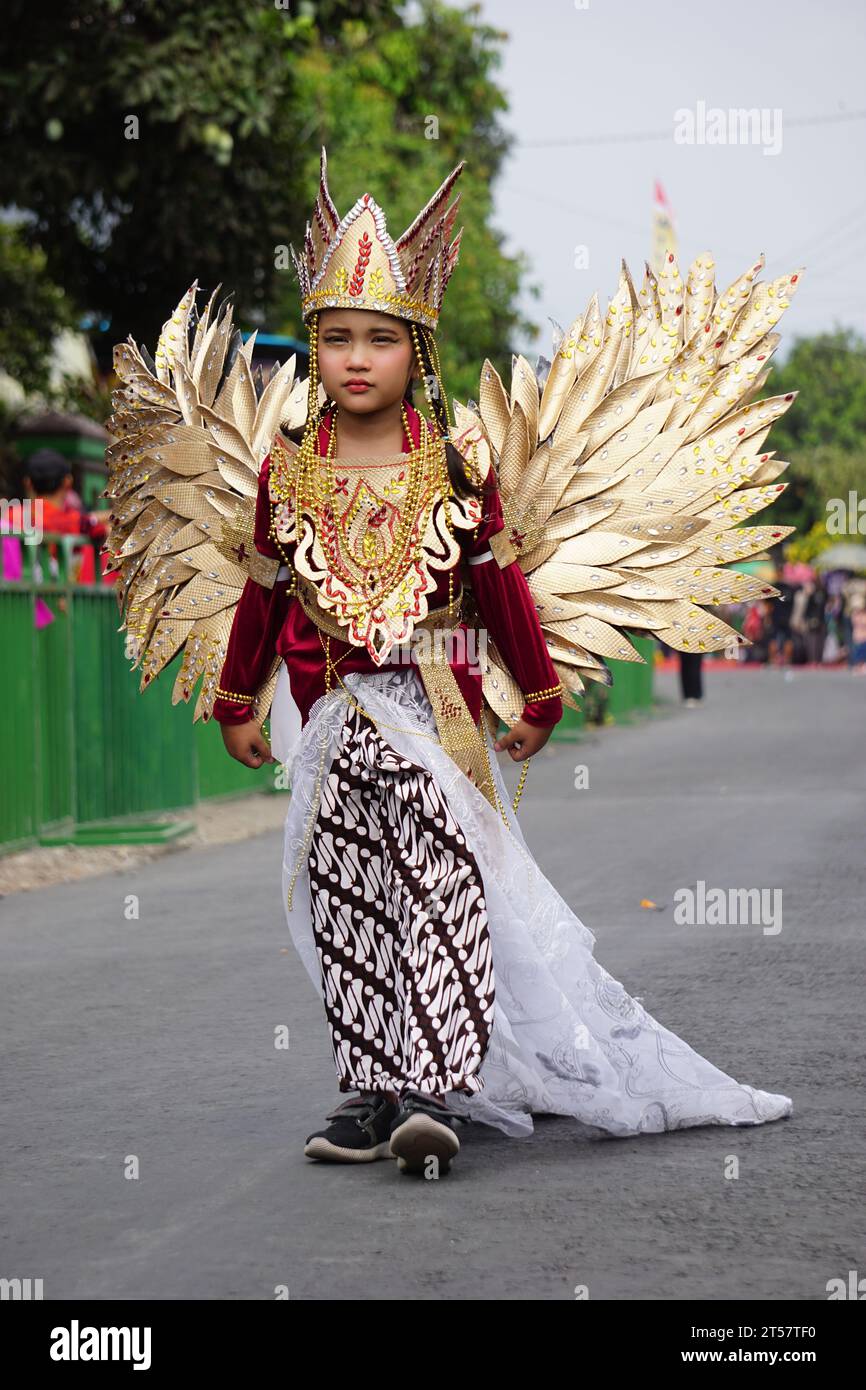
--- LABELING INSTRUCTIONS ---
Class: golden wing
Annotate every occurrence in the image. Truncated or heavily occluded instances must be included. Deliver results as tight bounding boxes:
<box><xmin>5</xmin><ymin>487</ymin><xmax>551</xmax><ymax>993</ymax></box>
<box><xmin>452</xmin><ymin>251</ymin><xmax>803</xmax><ymax>723</ymax></box>
<box><xmin>104</xmin><ymin>282</ymin><xmax>309</xmax><ymax>721</ymax></box>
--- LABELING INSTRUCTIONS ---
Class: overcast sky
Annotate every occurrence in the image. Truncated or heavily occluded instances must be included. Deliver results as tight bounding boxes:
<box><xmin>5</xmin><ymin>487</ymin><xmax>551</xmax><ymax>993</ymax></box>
<box><xmin>474</xmin><ymin>0</ymin><xmax>865</xmax><ymax>361</ymax></box>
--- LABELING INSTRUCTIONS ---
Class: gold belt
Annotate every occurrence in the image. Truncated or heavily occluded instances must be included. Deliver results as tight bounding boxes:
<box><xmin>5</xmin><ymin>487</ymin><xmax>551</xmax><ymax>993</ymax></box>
<box><xmin>294</xmin><ymin>575</ymin><xmax>500</xmax><ymax>812</ymax></box>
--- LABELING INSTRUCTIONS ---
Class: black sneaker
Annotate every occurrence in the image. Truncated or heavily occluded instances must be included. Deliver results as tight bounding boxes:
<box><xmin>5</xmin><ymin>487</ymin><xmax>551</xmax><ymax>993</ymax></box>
<box><xmin>388</xmin><ymin>1091</ymin><xmax>461</xmax><ymax>1174</ymax></box>
<box><xmin>304</xmin><ymin>1092</ymin><xmax>398</xmax><ymax>1163</ymax></box>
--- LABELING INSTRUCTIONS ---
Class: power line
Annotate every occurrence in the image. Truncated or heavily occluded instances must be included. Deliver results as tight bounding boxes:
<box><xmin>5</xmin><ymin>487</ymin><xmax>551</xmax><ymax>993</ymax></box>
<box><xmin>500</xmin><ymin>182</ymin><xmax>770</xmax><ymax>264</ymax></box>
<box><xmin>776</xmin><ymin>198</ymin><xmax>866</xmax><ymax>267</ymax></box>
<box><xmin>501</xmin><ymin>184</ymin><xmax>866</xmax><ymax>282</ymax></box>
<box><xmin>500</xmin><ymin>183</ymin><xmax>652</xmax><ymax>238</ymax></box>
<box><xmin>515</xmin><ymin>107</ymin><xmax>866</xmax><ymax>149</ymax></box>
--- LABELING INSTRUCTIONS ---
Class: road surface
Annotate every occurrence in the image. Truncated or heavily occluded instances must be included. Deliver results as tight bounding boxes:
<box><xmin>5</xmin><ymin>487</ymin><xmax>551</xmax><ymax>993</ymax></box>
<box><xmin>2</xmin><ymin>665</ymin><xmax>863</xmax><ymax>1300</ymax></box>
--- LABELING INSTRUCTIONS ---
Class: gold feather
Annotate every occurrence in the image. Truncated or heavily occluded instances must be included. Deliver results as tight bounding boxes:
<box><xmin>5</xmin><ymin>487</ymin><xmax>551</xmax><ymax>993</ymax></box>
<box><xmin>469</xmin><ymin>251</ymin><xmax>803</xmax><ymax>716</ymax></box>
<box><xmin>105</xmin><ymin>281</ymin><xmax>302</xmax><ymax>722</ymax></box>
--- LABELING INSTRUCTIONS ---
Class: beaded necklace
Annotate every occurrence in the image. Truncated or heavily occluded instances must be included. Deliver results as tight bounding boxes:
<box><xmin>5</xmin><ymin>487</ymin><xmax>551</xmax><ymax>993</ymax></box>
<box><xmin>275</xmin><ymin>397</ymin><xmax>460</xmax><ymax>631</ymax></box>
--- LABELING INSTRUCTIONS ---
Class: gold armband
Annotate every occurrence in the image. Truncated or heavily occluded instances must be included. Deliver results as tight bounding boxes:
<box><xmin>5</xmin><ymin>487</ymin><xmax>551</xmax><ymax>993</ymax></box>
<box><xmin>215</xmin><ymin>686</ymin><xmax>256</xmax><ymax>705</ymax></box>
<box><xmin>522</xmin><ymin>682</ymin><xmax>564</xmax><ymax>703</ymax></box>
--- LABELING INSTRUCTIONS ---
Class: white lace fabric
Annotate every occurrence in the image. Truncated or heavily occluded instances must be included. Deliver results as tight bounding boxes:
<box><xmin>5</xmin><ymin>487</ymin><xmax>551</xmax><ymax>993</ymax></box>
<box><xmin>275</xmin><ymin>666</ymin><xmax>793</xmax><ymax>1139</ymax></box>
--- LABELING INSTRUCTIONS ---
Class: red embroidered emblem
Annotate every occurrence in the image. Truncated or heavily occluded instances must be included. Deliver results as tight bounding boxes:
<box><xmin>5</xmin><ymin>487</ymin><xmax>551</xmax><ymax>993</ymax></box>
<box><xmin>349</xmin><ymin>233</ymin><xmax>372</xmax><ymax>296</ymax></box>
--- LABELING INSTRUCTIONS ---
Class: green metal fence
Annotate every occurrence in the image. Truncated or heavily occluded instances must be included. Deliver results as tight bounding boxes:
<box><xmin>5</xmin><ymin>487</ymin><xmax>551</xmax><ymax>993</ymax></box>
<box><xmin>551</xmin><ymin>635</ymin><xmax>657</xmax><ymax>739</ymax></box>
<box><xmin>2</xmin><ymin>533</ymin><xmax>656</xmax><ymax>854</ymax></box>
<box><xmin>2</xmin><ymin>534</ymin><xmax>271</xmax><ymax>856</ymax></box>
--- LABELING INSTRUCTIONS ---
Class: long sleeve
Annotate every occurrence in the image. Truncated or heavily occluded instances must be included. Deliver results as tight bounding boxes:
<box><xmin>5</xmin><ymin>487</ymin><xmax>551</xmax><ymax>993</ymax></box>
<box><xmin>212</xmin><ymin>456</ymin><xmax>292</xmax><ymax>725</ymax></box>
<box><xmin>463</xmin><ymin>475</ymin><xmax>564</xmax><ymax>729</ymax></box>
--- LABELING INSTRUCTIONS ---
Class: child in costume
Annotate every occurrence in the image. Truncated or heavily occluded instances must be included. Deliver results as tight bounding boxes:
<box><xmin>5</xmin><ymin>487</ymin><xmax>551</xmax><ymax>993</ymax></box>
<box><xmin>106</xmin><ymin>150</ymin><xmax>798</xmax><ymax>1175</ymax></box>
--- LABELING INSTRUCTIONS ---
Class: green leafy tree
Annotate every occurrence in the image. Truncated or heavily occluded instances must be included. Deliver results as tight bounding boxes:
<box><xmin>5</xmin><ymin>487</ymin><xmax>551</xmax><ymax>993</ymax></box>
<box><xmin>0</xmin><ymin>222</ymin><xmax>81</xmax><ymax>489</ymax></box>
<box><xmin>0</xmin><ymin>223</ymin><xmax>76</xmax><ymax>394</ymax></box>
<box><xmin>275</xmin><ymin>0</ymin><xmax>535</xmax><ymax>401</ymax></box>
<box><xmin>0</xmin><ymin>1</ymin><xmax>327</xmax><ymax>353</ymax></box>
<box><xmin>766</xmin><ymin>329</ymin><xmax>866</xmax><ymax>535</ymax></box>
<box><xmin>0</xmin><ymin>0</ymin><xmax>534</xmax><ymax>398</ymax></box>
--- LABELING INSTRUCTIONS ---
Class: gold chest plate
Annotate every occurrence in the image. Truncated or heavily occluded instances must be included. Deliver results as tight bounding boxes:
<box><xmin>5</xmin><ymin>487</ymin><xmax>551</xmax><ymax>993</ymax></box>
<box><xmin>268</xmin><ymin>436</ymin><xmax>481</xmax><ymax>664</ymax></box>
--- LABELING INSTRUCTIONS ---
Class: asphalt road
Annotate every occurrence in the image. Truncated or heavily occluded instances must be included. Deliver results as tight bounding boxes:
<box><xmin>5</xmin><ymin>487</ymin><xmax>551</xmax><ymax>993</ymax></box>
<box><xmin>2</xmin><ymin>665</ymin><xmax>863</xmax><ymax>1300</ymax></box>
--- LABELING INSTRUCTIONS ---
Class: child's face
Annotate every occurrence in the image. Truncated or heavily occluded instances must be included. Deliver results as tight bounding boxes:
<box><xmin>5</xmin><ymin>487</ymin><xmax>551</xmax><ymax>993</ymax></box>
<box><xmin>316</xmin><ymin>309</ymin><xmax>416</xmax><ymax>415</ymax></box>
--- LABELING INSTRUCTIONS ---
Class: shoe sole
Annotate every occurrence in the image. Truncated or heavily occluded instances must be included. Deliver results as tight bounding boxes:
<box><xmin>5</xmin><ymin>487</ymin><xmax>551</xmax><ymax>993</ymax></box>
<box><xmin>304</xmin><ymin>1137</ymin><xmax>394</xmax><ymax>1163</ymax></box>
<box><xmin>389</xmin><ymin>1113</ymin><xmax>460</xmax><ymax>1174</ymax></box>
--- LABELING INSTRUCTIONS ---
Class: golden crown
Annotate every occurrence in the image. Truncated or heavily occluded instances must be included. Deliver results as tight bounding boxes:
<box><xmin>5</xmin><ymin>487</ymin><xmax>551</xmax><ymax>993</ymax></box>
<box><xmin>292</xmin><ymin>147</ymin><xmax>465</xmax><ymax>331</ymax></box>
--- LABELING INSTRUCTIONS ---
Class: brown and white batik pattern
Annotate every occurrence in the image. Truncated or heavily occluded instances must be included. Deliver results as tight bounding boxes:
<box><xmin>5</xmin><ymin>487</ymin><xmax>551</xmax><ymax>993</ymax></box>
<box><xmin>307</xmin><ymin>701</ymin><xmax>495</xmax><ymax>1097</ymax></box>
<box><xmin>278</xmin><ymin>668</ymin><xmax>792</xmax><ymax>1139</ymax></box>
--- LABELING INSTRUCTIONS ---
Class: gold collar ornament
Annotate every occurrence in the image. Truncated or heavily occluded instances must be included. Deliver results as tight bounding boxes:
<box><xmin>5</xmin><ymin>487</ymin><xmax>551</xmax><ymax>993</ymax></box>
<box><xmin>267</xmin><ymin>403</ymin><xmax>483</xmax><ymax>665</ymax></box>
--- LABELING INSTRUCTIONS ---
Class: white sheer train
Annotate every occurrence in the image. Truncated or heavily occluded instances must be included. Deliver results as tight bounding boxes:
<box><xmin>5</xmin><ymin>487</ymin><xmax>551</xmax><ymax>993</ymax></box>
<box><xmin>271</xmin><ymin>665</ymin><xmax>793</xmax><ymax>1140</ymax></box>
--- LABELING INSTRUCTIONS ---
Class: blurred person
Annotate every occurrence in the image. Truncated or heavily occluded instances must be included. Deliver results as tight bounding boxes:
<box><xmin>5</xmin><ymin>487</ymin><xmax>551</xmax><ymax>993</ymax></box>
<box><xmin>802</xmin><ymin>580</ymin><xmax>828</xmax><ymax>664</ymax></box>
<box><xmin>846</xmin><ymin>583</ymin><xmax>866</xmax><ymax>671</ymax></box>
<box><xmin>678</xmin><ymin>650</ymin><xmax>704</xmax><ymax>706</ymax></box>
<box><xmin>743</xmin><ymin>598</ymin><xmax>772</xmax><ymax>663</ymax></box>
<box><xmin>767</xmin><ymin>581</ymin><xmax>794</xmax><ymax>664</ymax></box>
<box><xmin>842</xmin><ymin>576</ymin><xmax>866</xmax><ymax>667</ymax></box>
<box><xmin>823</xmin><ymin>591</ymin><xmax>846</xmax><ymax>664</ymax></box>
<box><xmin>14</xmin><ymin>448</ymin><xmax>109</xmax><ymax>584</ymax></box>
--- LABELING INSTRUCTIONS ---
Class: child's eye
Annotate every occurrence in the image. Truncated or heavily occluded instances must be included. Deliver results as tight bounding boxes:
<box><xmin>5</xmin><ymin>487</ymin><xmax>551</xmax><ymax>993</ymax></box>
<box><xmin>322</xmin><ymin>334</ymin><xmax>396</xmax><ymax>345</ymax></box>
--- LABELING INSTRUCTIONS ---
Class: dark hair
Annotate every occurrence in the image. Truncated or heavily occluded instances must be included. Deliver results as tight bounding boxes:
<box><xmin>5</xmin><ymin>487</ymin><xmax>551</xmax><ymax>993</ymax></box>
<box><xmin>405</xmin><ymin>325</ymin><xmax>494</xmax><ymax>502</ymax></box>
<box><xmin>444</xmin><ymin>437</ymin><xmax>494</xmax><ymax>501</ymax></box>
<box><xmin>25</xmin><ymin>448</ymin><xmax>71</xmax><ymax>496</ymax></box>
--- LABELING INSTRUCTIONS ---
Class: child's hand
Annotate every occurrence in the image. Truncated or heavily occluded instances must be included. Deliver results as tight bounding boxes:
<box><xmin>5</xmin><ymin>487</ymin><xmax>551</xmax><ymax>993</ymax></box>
<box><xmin>220</xmin><ymin>719</ymin><xmax>276</xmax><ymax>768</ymax></box>
<box><xmin>493</xmin><ymin>719</ymin><xmax>553</xmax><ymax>761</ymax></box>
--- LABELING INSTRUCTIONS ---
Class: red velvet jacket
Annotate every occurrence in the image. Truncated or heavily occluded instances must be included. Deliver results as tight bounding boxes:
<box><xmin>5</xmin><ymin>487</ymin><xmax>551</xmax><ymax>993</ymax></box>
<box><xmin>212</xmin><ymin>404</ymin><xmax>564</xmax><ymax>731</ymax></box>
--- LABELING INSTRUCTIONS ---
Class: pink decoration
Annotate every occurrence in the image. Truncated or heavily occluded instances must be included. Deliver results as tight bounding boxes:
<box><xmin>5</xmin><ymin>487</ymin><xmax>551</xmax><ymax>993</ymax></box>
<box><xmin>35</xmin><ymin>597</ymin><xmax>55</xmax><ymax>629</ymax></box>
<box><xmin>1</xmin><ymin>535</ymin><xmax>23</xmax><ymax>581</ymax></box>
